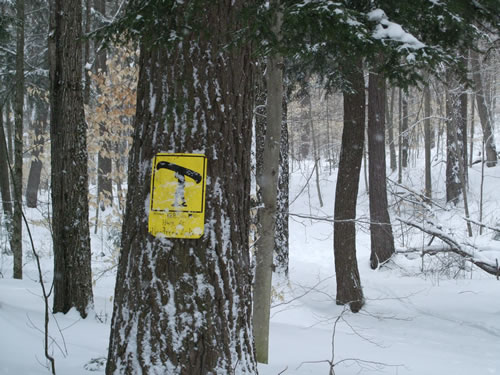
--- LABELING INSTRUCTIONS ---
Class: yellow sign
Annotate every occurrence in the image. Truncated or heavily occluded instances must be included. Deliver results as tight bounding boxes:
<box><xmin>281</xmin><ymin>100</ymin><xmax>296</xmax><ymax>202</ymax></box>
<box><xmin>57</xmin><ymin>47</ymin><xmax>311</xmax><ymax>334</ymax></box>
<box><xmin>148</xmin><ymin>153</ymin><xmax>207</xmax><ymax>238</ymax></box>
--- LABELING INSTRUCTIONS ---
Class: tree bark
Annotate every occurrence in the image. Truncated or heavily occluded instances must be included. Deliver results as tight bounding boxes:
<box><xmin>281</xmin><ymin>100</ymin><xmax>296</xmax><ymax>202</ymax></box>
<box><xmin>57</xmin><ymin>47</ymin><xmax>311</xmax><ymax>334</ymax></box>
<box><xmin>105</xmin><ymin>2</ymin><xmax>257</xmax><ymax>373</ymax></box>
<box><xmin>13</xmin><ymin>0</ymin><xmax>25</xmax><ymax>279</ymax></box>
<box><xmin>274</xmin><ymin>87</ymin><xmax>289</xmax><ymax>276</ymax></box>
<box><xmin>471</xmin><ymin>50</ymin><xmax>497</xmax><ymax>167</ymax></box>
<box><xmin>445</xmin><ymin>73</ymin><xmax>462</xmax><ymax>205</ymax></box>
<box><xmin>334</xmin><ymin>58</ymin><xmax>365</xmax><ymax>313</ymax></box>
<box><xmin>367</xmin><ymin>67</ymin><xmax>395</xmax><ymax>269</ymax></box>
<box><xmin>51</xmin><ymin>0</ymin><xmax>93</xmax><ymax>317</ymax></box>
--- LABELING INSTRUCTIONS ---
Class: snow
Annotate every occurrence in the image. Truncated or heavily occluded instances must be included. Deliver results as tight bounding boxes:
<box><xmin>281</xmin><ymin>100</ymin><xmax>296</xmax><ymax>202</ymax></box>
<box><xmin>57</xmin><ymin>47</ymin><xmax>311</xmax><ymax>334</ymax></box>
<box><xmin>368</xmin><ymin>9</ymin><xmax>425</xmax><ymax>50</ymax></box>
<box><xmin>1</xmin><ymin>148</ymin><xmax>500</xmax><ymax>374</ymax></box>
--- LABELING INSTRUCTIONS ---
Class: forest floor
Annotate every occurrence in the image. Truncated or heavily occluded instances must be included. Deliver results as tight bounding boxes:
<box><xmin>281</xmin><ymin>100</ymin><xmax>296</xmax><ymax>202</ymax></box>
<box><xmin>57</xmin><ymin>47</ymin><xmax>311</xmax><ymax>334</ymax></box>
<box><xmin>1</xmin><ymin>156</ymin><xmax>500</xmax><ymax>375</ymax></box>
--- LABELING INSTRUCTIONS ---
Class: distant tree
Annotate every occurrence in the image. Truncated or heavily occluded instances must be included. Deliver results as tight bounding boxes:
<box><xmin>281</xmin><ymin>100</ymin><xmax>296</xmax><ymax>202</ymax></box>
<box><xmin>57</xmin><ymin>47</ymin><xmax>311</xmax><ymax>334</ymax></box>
<box><xmin>471</xmin><ymin>49</ymin><xmax>497</xmax><ymax>167</ymax></box>
<box><xmin>94</xmin><ymin>0</ymin><xmax>113</xmax><ymax>210</ymax></box>
<box><xmin>424</xmin><ymin>82</ymin><xmax>432</xmax><ymax>200</ymax></box>
<box><xmin>445</xmin><ymin>71</ymin><xmax>464</xmax><ymax>205</ymax></box>
<box><xmin>105</xmin><ymin>1</ymin><xmax>257</xmax><ymax>372</ymax></box>
<box><xmin>0</xmin><ymin>107</ymin><xmax>13</xmax><ymax>236</ymax></box>
<box><xmin>50</xmin><ymin>0</ymin><xmax>93</xmax><ymax>317</ymax></box>
<box><xmin>25</xmin><ymin>98</ymin><xmax>48</xmax><ymax>208</ymax></box>
<box><xmin>12</xmin><ymin>0</ymin><xmax>25</xmax><ymax>279</ymax></box>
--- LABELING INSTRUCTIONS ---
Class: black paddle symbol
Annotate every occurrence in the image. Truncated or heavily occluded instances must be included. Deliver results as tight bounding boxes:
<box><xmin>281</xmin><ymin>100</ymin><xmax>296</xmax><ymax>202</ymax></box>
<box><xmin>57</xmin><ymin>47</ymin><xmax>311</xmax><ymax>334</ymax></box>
<box><xmin>156</xmin><ymin>161</ymin><xmax>202</xmax><ymax>207</ymax></box>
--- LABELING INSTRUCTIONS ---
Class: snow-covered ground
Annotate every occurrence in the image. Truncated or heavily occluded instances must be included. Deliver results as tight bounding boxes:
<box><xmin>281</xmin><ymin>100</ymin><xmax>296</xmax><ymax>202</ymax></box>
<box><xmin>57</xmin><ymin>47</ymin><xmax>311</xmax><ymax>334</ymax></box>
<box><xmin>1</xmin><ymin>156</ymin><xmax>500</xmax><ymax>375</ymax></box>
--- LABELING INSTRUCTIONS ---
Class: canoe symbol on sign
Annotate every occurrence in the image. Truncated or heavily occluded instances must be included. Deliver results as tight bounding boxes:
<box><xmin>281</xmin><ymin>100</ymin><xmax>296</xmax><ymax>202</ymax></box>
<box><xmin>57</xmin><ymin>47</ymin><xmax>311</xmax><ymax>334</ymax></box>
<box><xmin>156</xmin><ymin>161</ymin><xmax>202</xmax><ymax>208</ymax></box>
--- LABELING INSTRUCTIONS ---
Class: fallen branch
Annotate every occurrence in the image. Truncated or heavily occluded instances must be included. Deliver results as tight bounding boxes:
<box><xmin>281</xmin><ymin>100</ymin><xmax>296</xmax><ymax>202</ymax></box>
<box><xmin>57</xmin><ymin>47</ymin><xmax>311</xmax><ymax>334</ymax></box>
<box><xmin>396</xmin><ymin>217</ymin><xmax>500</xmax><ymax>277</ymax></box>
<box><xmin>463</xmin><ymin>217</ymin><xmax>500</xmax><ymax>234</ymax></box>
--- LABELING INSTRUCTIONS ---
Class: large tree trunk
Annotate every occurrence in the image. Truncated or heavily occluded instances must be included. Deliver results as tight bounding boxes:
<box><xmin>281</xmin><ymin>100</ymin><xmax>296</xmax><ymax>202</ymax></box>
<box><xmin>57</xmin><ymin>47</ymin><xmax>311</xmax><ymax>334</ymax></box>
<box><xmin>334</xmin><ymin>58</ymin><xmax>365</xmax><ymax>313</ymax></box>
<box><xmin>105</xmin><ymin>3</ymin><xmax>257</xmax><ymax>373</ymax></box>
<box><xmin>471</xmin><ymin>50</ymin><xmax>497</xmax><ymax>167</ymax></box>
<box><xmin>367</xmin><ymin>67</ymin><xmax>395</xmax><ymax>269</ymax></box>
<box><xmin>50</xmin><ymin>0</ymin><xmax>93</xmax><ymax>317</ymax></box>
<box><xmin>25</xmin><ymin>100</ymin><xmax>48</xmax><ymax>208</ymax></box>
<box><xmin>13</xmin><ymin>0</ymin><xmax>25</xmax><ymax>279</ymax></box>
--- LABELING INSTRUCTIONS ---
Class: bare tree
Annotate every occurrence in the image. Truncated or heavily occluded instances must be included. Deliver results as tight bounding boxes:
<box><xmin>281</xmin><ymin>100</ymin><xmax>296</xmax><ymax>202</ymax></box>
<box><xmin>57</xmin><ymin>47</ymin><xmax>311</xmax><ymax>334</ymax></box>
<box><xmin>424</xmin><ymin>83</ymin><xmax>432</xmax><ymax>200</ymax></box>
<box><xmin>95</xmin><ymin>0</ymin><xmax>113</xmax><ymax>210</ymax></box>
<box><xmin>254</xmin><ymin>0</ymin><xmax>283</xmax><ymax>363</ymax></box>
<box><xmin>367</xmin><ymin>65</ymin><xmax>395</xmax><ymax>269</ymax></box>
<box><xmin>13</xmin><ymin>0</ymin><xmax>25</xmax><ymax>279</ymax></box>
<box><xmin>471</xmin><ymin>50</ymin><xmax>497</xmax><ymax>167</ymax></box>
<box><xmin>445</xmin><ymin>72</ymin><xmax>463</xmax><ymax>205</ymax></box>
<box><xmin>333</xmin><ymin>58</ymin><xmax>365</xmax><ymax>313</ymax></box>
<box><xmin>25</xmin><ymin>100</ymin><xmax>48</xmax><ymax>208</ymax></box>
<box><xmin>0</xmin><ymin>107</ymin><xmax>13</xmax><ymax>234</ymax></box>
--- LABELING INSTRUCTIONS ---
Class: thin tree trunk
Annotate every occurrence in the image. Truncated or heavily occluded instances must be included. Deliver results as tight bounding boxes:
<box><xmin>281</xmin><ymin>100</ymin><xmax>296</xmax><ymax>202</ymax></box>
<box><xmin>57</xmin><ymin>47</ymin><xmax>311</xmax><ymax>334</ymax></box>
<box><xmin>51</xmin><ymin>0</ymin><xmax>93</xmax><ymax>317</ymax></box>
<box><xmin>446</xmin><ymin>72</ymin><xmax>462</xmax><ymax>205</ymax></box>
<box><xmin>275</xmin><ymin>86</ymin><xmax>289</xmax><ymax>276</ymax></box>
<box><xmin>469</xmin><ymin>93</ymin><xmax>475</xmax><ymax>167</ymax></box>
<box><xmin>401</xmin><ymin>88</ymin><xmax>409</xmax><ymax>168</ymax></box>
<box><xmin>387</xmin><ymin>85</ymin><xmax>397</xmax><ymax>172</ymax></box>
<box><xmin>334</xmin><ymin>58</ymin><xmax>365</xmax><ymax>313</ymax></box>
<box><xmin>398</xmin><ymin>87</ymin><xmax>403</xmax><ymax>183</ymax></box>
<box><xmin>326</xmin><ymin>94</ymin><xmax>333</xmax><ymax>174</ymax></box>
<box><xmin>6</xmin><ymin>101</ymin><xmax>13</xmax><ymax>162</ymax></box>
<box><xmin>95</xmin><ymin>0</ymin><xmax>113</xmax><ymax>209</ymax></box>
<box><xmin>459</xmin><ymin>81</ymin><xmax>468</xmax><ymax>183</ymax></box>
<box><xmin>254</xmin><ymin>0</ymin><xmax>283</xmax><ymax>363</ymax></box>
<box><xmin>471</xmin><ymin>50</ymin><xmax>497</xmax><ymax>167</ymax></box>
<box><xmin>0</xmin><ymin>107</ymin><xmax>13</xmax><ymax>234</ymax></box>
<box><xmin>13</xmin><ymin>0</ymin><xmax>25</xmax><ymax>279</ymax></box>
<box><xmin>26</xmin><ymin>101</ymin><xmax>48</xmax><ymax>208</ymax></box>
<box><xmin>367</xmin><ymin>66</ymin><xmax>395</xmax><ymax>269</ymax></box>
<box><xmin>309</xmin><ymin>93</ymin><xmax>323</xmax><ymax>207</ymax></box>
<box><xmin>424</xmin><ymin>84</ymin><xmax>432</xmax><ymax>200</ymax></box>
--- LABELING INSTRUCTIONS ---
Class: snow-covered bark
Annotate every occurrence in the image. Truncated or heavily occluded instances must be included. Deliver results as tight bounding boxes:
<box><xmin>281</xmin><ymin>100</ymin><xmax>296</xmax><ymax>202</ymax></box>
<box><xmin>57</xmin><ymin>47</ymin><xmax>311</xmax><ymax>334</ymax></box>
<box><xmin>106</xmin><ymin>2</ymin><xmax>257</xmax><ymax>373</ymax></box>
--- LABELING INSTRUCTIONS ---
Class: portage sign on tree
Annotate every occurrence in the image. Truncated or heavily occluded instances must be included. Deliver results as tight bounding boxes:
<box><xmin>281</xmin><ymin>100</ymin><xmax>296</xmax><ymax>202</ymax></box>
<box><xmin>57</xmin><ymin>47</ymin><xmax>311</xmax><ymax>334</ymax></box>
<box><xmin>148</xmin><ymin>153</ymin><xmax>207</xmax><ymax>238</ymax></box>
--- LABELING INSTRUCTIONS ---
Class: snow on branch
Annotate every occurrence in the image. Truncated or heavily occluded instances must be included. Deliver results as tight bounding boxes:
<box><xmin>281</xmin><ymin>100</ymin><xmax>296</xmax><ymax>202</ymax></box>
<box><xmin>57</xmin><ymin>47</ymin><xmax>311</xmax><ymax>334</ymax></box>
<box><xmin>396</xmin><ymin>217</ymin><xmax>500</xmax><ymax>277</ymax></box>
<box><xmin>367</xmin><ymin>9</ymin><xmax>425</xmax><ymax>62</ymax></box>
